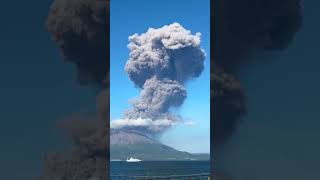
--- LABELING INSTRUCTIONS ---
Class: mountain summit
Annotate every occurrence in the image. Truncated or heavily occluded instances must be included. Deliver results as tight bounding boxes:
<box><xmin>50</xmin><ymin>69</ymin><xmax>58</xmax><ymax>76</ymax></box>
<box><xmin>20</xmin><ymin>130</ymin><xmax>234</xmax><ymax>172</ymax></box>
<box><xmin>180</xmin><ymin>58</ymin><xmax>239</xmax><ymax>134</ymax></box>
<box><xmin>110</xmin><ymin>129</ymin><xmax>209</xmax><ymax>161</ymax></box>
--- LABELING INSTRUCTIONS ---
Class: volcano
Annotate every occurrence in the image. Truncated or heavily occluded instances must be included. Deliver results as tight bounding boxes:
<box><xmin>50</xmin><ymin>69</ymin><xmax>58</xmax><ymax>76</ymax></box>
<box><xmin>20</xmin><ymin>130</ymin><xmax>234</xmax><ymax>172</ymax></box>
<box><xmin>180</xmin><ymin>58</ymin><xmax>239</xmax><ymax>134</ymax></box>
<box><xmin>110</xmin><ymin>129</ymin><xmax>209</xmax><ymax>161</ymax></box>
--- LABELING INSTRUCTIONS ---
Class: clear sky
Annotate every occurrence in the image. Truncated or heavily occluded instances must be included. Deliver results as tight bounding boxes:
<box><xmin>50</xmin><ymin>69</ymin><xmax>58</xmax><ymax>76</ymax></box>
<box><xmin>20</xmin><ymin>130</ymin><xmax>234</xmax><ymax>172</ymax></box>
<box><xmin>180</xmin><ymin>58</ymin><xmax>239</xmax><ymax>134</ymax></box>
<box><xmin>110</xmin><ymin>0</ymin><xmax>210</xmax><ymax>153</ymax></box>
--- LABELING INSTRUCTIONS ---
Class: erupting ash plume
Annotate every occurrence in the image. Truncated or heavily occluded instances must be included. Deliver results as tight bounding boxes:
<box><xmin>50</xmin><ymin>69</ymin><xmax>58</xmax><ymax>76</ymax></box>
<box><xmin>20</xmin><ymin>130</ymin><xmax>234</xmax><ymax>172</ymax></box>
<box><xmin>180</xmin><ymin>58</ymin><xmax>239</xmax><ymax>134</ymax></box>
<box><xmin>212</xmin><ymin>66</ymin><xmax>246</xmax><ymax>145</ymax></box>
<box><xmin>111</xmin><ymin>23</ymin><xmax>206</xmax><ymax>133</ymax></box>
<box><xmin>212</xmin><ymin>0</ymin><xmax>303</xmax><ymax>145</ymax></box>
<box><xmin>41</xmin><ymin>0</ymin><xmax>109</xmax><ymax>179</ymax></box>
<box><xmin>47</xmin><ymin>0</ymin><xmax>108</xmax><ymax>86</ymax></box>
<box><xmin>212</xmin><ymin>0</ymin><xmax>303</xmax><ymax>179</ymax></box>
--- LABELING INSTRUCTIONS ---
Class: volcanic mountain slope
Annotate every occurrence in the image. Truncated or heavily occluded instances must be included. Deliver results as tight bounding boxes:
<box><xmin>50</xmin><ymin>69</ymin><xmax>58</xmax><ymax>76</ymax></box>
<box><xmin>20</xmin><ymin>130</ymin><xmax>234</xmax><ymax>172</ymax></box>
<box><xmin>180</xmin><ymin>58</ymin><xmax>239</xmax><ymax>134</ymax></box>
<box><xmin>110</xmin><ymin>129</ymin><xmax>209</xmax><ymax>161</ymax></box>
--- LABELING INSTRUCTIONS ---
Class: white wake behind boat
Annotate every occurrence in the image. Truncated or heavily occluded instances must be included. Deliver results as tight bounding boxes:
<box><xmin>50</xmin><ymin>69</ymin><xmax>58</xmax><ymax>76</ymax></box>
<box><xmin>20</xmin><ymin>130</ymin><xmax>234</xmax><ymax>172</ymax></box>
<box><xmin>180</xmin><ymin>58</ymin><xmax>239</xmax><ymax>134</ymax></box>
<box><xmin>126</xmin><ymin>157</ymin><xmax>142</xmax><ymax>162</ymax></box>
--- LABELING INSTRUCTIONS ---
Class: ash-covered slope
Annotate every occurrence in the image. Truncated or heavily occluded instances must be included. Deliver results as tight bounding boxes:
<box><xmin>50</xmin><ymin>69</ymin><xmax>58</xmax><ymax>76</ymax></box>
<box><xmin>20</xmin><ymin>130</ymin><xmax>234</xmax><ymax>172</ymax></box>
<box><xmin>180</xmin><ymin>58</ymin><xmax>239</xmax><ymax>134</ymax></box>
<box><xmin>110</xmin><ymin>129</ymin><xmax>209</xmax><ymax>161</ymax></box>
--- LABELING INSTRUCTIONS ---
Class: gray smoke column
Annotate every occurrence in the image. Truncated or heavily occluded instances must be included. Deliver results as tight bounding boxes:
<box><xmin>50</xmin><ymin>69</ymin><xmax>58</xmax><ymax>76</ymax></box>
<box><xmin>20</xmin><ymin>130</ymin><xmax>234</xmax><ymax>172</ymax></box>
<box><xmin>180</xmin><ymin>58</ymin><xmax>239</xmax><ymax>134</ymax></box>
<box><xmin>112</xmin><ymin>23</ymin><xmax>206</xmax><ymax>133</ymax></box>
<box><xmin>41</xmin><ymin>0</ymin><xmax>109</xmax><ymax>179</ymax></box>
<box><xmin>213</xmin><ymin>0</ymin><xmax>303</xmax><ymax>145</ymax></box>
<box><xmin>212</xmin><ymin>0</ymin><xmax>303</xmax><ymax>179</ymax></box>
<box><xmin>47</xmin><ymin>0</ymin><xmax>108</xmax><ymax>86</ymax></box>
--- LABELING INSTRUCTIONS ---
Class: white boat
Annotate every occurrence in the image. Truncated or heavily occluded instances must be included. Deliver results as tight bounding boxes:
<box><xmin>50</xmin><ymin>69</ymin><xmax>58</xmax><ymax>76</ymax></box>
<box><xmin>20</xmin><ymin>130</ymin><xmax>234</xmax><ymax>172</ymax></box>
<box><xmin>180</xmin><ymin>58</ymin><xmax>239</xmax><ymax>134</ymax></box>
<box><xmin>126</xmin><ymin>157</ymin><xmax>142</xmax><ymax>162</ymax></box>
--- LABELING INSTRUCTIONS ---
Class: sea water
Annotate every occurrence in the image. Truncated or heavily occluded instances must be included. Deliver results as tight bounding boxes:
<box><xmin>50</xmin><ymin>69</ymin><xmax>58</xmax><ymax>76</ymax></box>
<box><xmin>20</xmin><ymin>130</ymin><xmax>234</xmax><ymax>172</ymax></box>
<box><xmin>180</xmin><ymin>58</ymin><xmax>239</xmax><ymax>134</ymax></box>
<box><xmin>110</xmin><ymin>161</ymin><xmax>210</xmax><ymax>179</ymax></box>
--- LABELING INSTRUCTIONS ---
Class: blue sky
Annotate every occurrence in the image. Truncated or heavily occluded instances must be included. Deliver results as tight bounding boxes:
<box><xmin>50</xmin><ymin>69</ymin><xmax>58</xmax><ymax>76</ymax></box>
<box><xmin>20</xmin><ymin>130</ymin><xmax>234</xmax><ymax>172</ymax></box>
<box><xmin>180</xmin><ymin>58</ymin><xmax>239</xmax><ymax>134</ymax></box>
<box><xmin>110</xmin><ymin>0</ymin><xmax>210</xmax><ymax>153</ymax></box>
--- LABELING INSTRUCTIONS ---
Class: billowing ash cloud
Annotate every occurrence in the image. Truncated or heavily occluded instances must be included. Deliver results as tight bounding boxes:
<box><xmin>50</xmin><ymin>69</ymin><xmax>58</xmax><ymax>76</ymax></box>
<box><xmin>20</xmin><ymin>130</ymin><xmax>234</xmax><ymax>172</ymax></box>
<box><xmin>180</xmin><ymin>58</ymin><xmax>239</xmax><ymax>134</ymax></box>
<box><xmin>213</xmin><ymin>0</ymin><xmax>303</xmax><ymax>145</ymax></box>
<box><xmin>41</xmin><ymin>0</ymin><xmax>109</xmax><ymax>179</ymax></box>
<box><xmin>112</xmin><ymin>23</ymin><xmax>206</xmax><ymax>133</ymax></box>
<box><xmin>47</xmin><ymin>0</ymin><xmax>108</xmax><ymax>86</ymax></box>
<box><xmin>212</xmin><ymin>66</ymin><xmax>246</xmax><ymax>145</ymax></box>
<box><xmin>124</xmin><ymin>77</ymin><xmax>186</xmax><ymax>123</ymax></box>
<box><xmin>111</xmin><ymin>118</ymin><xmax>176</xmax><ymax>132</ymax></box>
<box><xmin>40</xmin><ymin>90</ymin><xmax>109</xmax><ymax>180</ymax></box>
<box><xmin>125</xmin><ymin>23</ymin><xmax>205</xmax><ymax>87</ymax></box>
<box><xmin>213</xmin><ymin>0</ymin><xmax>303</xmax><ymax>178</ymax></box>
<box><xmin>215</xmin><ymin>0</ymin><xmax>302</xmax><ymax>69</ymax></box>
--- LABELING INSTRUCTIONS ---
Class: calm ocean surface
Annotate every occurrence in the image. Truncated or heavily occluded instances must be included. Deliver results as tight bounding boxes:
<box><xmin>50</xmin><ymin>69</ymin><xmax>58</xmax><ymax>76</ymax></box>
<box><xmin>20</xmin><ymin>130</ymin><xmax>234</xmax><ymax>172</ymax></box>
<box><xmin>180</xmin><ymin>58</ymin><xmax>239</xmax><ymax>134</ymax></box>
<box><xmin>110</xmin><ymin>161</ymin><xmax>210</xmax><ymax>180</ymax></box>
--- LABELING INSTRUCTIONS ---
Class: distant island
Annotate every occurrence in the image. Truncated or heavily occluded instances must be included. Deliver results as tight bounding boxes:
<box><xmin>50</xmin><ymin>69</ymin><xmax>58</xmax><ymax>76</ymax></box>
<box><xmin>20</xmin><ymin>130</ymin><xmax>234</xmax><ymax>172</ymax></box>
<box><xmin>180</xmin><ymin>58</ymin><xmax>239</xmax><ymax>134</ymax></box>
<box><xmin>110</xmin><ymin>129</ymin><xmax>210</xmax><ymax>161</ymax></box>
